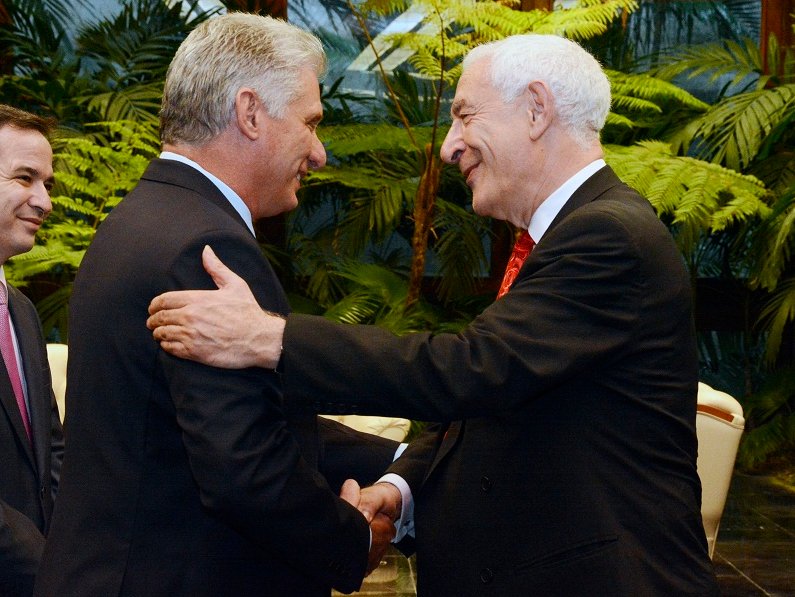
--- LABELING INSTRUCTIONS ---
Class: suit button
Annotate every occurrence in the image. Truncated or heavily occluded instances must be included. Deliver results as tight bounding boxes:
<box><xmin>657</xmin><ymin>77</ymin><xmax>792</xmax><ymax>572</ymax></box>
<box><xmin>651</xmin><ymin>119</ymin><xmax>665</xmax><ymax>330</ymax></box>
<box><xmin>40</xmin><ymin>485</ymin><xmax>46</xmax><ymax>499</ymax></box>
<box><xmin>480</xmin><ymin>476</ymin><xmax>492</xmax><ymax>492</ymax></box>
<box><xmin>480</xmin><ymin>568</ymin><xmax>494</xmax><ymax>584</ymax></box>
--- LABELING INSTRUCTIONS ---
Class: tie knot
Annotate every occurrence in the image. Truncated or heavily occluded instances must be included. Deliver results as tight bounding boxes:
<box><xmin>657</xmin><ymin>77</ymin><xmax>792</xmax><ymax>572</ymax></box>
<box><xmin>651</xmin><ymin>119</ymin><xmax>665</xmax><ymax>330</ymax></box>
<box><xmin>513</xmin><ymin>230</ymin><xmax>534</xmax><ymax>259</ymax></box>
<box><xmin>0</xmin><ymin>283</ymin><xmax>7</xmax><ymax>305</ymax></box>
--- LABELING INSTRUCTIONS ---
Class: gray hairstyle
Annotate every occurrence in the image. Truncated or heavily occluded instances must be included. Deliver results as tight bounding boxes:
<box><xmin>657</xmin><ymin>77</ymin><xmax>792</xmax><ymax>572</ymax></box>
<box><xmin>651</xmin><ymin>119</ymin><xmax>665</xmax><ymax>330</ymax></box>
<box><xmin>160</xmin><ymin>13</ymin><xmax>327</xmax><ymax>146</ymax></box>
<box><xmin>464</xmin><ymin>34</ymin><xmax>610</xmax><ymax>148</ymax></box>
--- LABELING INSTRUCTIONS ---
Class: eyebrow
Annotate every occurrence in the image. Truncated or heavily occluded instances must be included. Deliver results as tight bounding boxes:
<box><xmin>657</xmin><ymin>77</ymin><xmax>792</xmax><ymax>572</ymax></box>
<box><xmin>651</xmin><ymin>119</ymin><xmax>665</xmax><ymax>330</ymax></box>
<box><xmin>450</xmin><ymin>99</ymin><xmax>473</xmax><ymax>118</ymax></box>
<box><xmin>16</xmin><ymin>166</ymin><xmax>54</xmax><ymax>186</ymax></box>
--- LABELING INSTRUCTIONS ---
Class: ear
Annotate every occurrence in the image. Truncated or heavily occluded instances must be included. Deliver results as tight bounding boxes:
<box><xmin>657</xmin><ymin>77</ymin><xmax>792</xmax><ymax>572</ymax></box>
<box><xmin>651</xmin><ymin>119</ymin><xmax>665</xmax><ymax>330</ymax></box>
<box><xmin>234</xmin><ymin>88</ymin><xmax>262</xmax><ymax>141</ymax></box>
<box><xmin>525</xmin><ymin>80</ymin><xmax>554</xmax><ymax>141</ymax></box>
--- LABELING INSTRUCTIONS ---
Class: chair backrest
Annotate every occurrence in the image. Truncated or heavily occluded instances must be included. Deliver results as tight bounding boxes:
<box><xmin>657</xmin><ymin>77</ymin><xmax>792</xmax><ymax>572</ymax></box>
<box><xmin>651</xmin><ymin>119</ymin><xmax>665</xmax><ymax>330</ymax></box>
<box><xmin>46</xmin><ymin>343</ymin><xmax>68</xmax><ymax>423</ymax></box>
<box><xmin>320</xmin><ymin>414</ymin><xmax>411</xmax><ymax>442</ymax></box>
<box><xmin>695</xmin><ymin>382</ymin><xmax>745</xmax><ymax>559</ymax></box>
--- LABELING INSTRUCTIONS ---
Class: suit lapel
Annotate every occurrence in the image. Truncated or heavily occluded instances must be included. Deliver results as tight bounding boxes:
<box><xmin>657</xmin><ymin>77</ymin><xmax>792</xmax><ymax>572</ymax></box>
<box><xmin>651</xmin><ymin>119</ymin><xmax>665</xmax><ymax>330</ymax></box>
<box><xmin>545</xmin><ymin>164</ymin><xmax>623</xmax><ymax>239</ymax></box>
<box><xmin>140</xmin><ymin>159</ymin><xmax>253</xmax><ymax>234</ymax></box>
<box><xmin>2</xmin><ymin>288</ymin><xmax>38</xmax><ymax>470</ymax></box>
<box><xmin>425</xmin><ymin>167</ymin><xmax>627</xmax><ymax>476</ymax></box>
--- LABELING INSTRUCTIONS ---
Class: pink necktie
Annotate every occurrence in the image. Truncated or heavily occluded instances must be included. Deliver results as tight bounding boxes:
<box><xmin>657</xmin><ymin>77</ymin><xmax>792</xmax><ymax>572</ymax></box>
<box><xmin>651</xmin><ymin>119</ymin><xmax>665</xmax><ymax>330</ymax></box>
<box><xmin>0</xmin><ymin>284</ymin><xmax>32</xmax><ymax>442</ymax></box>
<box><xmin>497</xmin><ymin>230</ymin><xmax>535</xmax><ymax>299</ymax></box>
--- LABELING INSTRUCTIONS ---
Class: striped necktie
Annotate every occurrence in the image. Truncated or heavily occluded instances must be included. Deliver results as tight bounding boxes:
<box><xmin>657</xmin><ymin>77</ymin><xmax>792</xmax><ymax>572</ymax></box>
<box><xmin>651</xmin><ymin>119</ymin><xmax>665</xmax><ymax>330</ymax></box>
<box><xmin>0</xmin><ymin>284</ymin><xmax>32</xmax><ymax>442</ymax></box>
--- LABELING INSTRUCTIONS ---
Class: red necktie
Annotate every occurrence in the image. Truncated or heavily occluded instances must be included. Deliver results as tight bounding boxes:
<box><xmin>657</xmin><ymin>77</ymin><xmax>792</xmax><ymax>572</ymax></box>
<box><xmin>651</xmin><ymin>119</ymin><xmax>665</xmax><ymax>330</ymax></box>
<box><xmin>0</xmin><ymin>284</ymin><xmax>32</xmax><ymax>442</ymax></box>
<box><xmin>497</xmin><ymin>230</ymin><xmax>535</xmax><ymax>299</ymax></box>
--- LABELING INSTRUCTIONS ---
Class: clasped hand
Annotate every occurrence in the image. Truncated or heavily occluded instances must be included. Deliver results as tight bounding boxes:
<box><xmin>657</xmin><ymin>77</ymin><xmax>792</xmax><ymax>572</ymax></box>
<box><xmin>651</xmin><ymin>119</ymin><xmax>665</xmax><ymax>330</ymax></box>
<box><xmin>340</xmin><ymin>479</ymin><xmax>402</xmax><ymax>576</ymax></box>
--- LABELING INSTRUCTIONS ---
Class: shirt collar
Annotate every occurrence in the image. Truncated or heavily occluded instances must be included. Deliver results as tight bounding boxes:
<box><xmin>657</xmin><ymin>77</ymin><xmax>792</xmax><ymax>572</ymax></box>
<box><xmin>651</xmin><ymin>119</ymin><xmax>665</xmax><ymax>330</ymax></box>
<box><xmin>528</xmin><ymin>159</ymin><xmax>606</xmax><ymax>243</ymax></box>
<box><xmin>159</xmin><ymin>151</ymin><xmax>256</xmax><ymax>237</ymax></box>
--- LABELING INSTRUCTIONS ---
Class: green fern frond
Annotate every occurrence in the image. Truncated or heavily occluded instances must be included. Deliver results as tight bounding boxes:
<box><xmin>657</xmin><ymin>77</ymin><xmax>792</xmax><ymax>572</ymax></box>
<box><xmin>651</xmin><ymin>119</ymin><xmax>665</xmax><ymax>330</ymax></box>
<box><xmin>606</xmin><ymin>141</ymin><xmax>769</xmax><ymax>254</ymax></box>
<box><xmin>607</xmin><ymin>70</ymin><xmax>710</xmax><ymax>112</ymax></box>
<box><xmin>738</xmin><ymin>411</ymin><xmax>795</xmax><ymax>469</ymax></box>
<box><xmin>307</xmin><ymin>165</ymin><xmax>419</xmax><ymax>196</ymax></box>
<box><xmin>338</xmin><ymin>185</ymin><xmax>410</xmax><ymax>253</ymax></box>
<box><xmin>84</xmin><ymin>83</ymin><xmax>163</xmax><ymax>127</ymax></box>
<box><xmin>536</xmin><ymin>0</ymin><xmax>639</xmax><ymax>40</ymax></box>
<box><xmin>13</xmin><ymin>120</ymin><xmax>159</xmax><ymax>287</ymax></box>
<box><xmin>751</xmin><ymin>187</ymin><xmax>795</xmax><ymax>291</ymax></box>
<box><xmin>324</xmin><ymin>290</ymin><xmax>384</xmax><ymax>325</ymax></box>
<box><xmin>49</xmin><ymin>194</ymin><xmax>100</xmax><ymax>217</ymax></box>
<box><xmin>758</xmin><ymin>276</ymin><xmax>795</xmax><ymax>363</ymax></box>
<box><xmin>360</xmin><ymin>0</ymin><xmax>413</xmax><ymax>18</ymax></box>
<box><xmin>685</xmin><ymin>85</ymin><xmax>795</xmax><ymax>170</ymax></box>
<box><xmin>654</xmin><ymin>38</ymin><xmax>768</xmax><ymax>91</ymax></box>
<box><xmin>610</xmin><ymin>94</ymin><xmax>662</xmax><ymax>114</ymax></box>
<box><xmin>432</xmin><ymin>198</ymin><xmax>490</xmax><ymax>302</ymax></box>
<box><xmin>604</xmin><ymin>112</ymin><xmax>636</xmax><ymax>128</ymax></box>
<box><xmin>6</xmin><ymin>242</ymin><xmax>85</xmax><ymax>282</ymax></box>
<box><xmin>321</xmin><ymin>124</ymin><xmax>433</xmax><ymax>156</ymax></box>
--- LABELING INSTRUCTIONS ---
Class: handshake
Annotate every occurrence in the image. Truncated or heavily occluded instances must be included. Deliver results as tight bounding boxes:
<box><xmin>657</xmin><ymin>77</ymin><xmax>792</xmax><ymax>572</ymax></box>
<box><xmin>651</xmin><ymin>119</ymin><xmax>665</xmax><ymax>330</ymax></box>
<box><xmin>340</xmin><ymin>479</ymin><xmax>403</xmax><ymax>576</ymax></box>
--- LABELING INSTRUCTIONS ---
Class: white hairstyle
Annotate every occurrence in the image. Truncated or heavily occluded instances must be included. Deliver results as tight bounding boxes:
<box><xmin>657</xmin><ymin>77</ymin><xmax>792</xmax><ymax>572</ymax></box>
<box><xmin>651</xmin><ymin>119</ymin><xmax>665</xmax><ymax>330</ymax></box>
<box><xmin>464</xmin><ymin>34</ymin><xmax>611</xmax><ymax>148</ymax></box>
<box><xmin>161</xmin><ymin>13</ymin><xmax>327</xmax><ymax>146</ymax></box>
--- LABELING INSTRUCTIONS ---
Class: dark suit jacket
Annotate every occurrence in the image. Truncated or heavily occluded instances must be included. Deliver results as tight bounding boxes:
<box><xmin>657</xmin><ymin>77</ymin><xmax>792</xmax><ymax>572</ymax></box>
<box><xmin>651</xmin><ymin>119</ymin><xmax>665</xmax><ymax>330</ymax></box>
<box><xmin>0</xmin><ymin>284</ymin><xmax>64</xmax><ymax>596</ymax></box>
<box><xmin>34</xmin><ymin>159</ymin><xmax>397</xmax><ymax>597</ymax></box>
<box><xmin>280</xmin><ymin>166</ymin><xmax>719</xmax><ymax>596</ymax></box>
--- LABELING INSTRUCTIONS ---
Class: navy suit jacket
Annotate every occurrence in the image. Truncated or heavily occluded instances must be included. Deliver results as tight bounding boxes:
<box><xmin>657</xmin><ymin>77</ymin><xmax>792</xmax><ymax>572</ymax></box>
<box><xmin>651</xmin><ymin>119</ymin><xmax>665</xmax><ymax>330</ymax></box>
<box><xmin>35</xmin><ymin>159</ymin><xmax>396</xmax><ymax>597</ymax></box>
<box><xmin>280</xmin><ymin>166</ymin><xmax>719</xmax><ymax>596</ymax></box>
<box><xmin>0</xmin><ymin>284</ymin><xmax>64</xmax><ymax>596</ymax></box>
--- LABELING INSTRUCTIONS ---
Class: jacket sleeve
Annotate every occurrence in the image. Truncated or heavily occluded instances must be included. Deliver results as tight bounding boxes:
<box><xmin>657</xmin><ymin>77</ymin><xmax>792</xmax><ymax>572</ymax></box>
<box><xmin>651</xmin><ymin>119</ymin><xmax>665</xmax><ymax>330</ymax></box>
<box><xmin>0</xmin><ymin>499</ymin><xmax>45</xmax><ymax>596</ymax></box>
<box><xmin>316</xmin><ymin>416</ymin><xmax>399</xmax><ymax>494</ymax></box>
<box><xmin>282</xmin><ymin>205</ymin><xmax>645</xmax><ymax>422</ymax></box>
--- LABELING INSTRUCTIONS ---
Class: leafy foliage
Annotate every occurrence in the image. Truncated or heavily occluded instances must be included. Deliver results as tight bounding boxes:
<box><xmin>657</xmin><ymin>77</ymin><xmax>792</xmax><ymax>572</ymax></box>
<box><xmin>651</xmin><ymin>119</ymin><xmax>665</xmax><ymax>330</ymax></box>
<box><xmin>606</xmin><ymin>141</ymin><xmax>770</xmax><ymax>257</ymax></box>
<box><xmin>736</xmin><ymin>367</ymin><xmax>795</xmax><ymax>470</ymax></box>
<box><xmin>0</xmin><ymin>0</ymin><xmax>214</xmax><ymax>129</ymax></box>
<box><xmin>7</xmin><ymin>121</ymin><xmax>159</xmax><ymax>337</ymax></box>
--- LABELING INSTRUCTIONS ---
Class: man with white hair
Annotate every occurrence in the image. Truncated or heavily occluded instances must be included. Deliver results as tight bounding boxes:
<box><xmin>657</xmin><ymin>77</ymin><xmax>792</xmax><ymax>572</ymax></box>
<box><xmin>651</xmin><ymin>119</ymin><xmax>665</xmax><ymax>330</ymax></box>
<box><xmin>148</xmin><ymin>34</ymin><xmax>720</xmax><ymax>595</ymax></box>
<box><xmin>35</xmin><ymin>14</ymin><xmax>399</xmax><ymax>597</ymax></box>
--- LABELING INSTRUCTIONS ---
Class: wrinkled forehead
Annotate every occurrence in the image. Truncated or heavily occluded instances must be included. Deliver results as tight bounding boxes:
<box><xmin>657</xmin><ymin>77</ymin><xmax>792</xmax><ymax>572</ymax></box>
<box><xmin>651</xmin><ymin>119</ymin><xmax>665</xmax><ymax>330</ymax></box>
<box><xmin>451</xmin><ymin>62</ymin><xmax>490</xmax><ymax>112</ymax></box>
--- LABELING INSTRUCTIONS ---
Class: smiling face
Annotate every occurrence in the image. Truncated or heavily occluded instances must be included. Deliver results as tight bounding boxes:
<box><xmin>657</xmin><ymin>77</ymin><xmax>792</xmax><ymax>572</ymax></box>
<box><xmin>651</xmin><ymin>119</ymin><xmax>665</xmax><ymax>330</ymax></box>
<box><xmin>440</xmin><ymin>59</ymin><xmax>537</xmax><ymax>227</ymax></box>
<box><xmin>249</xmin><ymin>68</ymin><xmax>326</xmax><ymax>219</ymax></box>
<box><xmin>0</xmin><ymin>125</ymin><xmax>53</xmax><ymax>264</ymax></box>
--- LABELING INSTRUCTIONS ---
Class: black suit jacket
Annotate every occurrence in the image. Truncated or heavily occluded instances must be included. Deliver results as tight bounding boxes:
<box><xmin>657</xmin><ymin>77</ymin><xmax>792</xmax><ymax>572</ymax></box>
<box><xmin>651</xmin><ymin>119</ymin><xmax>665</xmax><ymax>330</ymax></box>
<box><xmin>35</xmin><ymin>159</ymin><xmax>396</xmax><ymax>597</ymax></box>
<box><xmin>0</xmin><ymin>284</ymin><xmax>64</xmax><ymax>596</ymax></box>
<box><xmin>281</xmin><ymin>166</ymin><xmax>719</xmax><ymax>596</ymax></box>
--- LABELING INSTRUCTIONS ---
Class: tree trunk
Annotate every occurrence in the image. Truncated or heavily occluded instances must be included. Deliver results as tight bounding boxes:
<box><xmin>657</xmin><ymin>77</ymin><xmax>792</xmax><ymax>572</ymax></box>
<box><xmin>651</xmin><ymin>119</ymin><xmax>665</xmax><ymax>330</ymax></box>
<box><xmin>406</xmin><ymin>144</ymin><xmax>441</xmax><ymax>307</ymax></box>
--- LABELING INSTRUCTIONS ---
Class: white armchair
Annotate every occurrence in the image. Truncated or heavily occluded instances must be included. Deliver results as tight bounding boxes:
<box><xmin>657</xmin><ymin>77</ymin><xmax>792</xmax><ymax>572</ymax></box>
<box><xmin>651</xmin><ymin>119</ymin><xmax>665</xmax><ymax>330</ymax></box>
<box><xmin>46</xmin><ymin>343</ymin><xmax>68</xmax><ymax>423</ymax></box>
<box><xmin>320</xmin><ymin>414</ymin><xmax>411</xmax><ymax>442</ymax></box>
<box><xmin>695</xmin><ymin>382</ymin><xmax>745</xmax><ymax>558</ymax></box>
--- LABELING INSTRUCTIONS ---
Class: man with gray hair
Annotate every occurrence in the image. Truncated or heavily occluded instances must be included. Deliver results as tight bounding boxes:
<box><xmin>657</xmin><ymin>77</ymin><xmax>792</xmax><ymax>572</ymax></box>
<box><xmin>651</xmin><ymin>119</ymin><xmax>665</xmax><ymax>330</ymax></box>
<box><xmin>148</xmin><ymin>34</ymin><xmax>720</xmax><ymax>595</ymax></box>
<box><xmin>35</xmin><ymin>14</ymin><xmax>398</xmax><ymax>597</ymax></box>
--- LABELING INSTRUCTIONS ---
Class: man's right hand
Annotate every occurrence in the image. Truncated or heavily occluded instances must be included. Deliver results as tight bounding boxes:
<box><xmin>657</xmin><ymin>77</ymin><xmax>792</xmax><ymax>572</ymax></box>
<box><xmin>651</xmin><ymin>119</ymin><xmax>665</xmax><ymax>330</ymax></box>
<box><xmin>357</xmin><ymin>482</ymin><xmax>402</xmax><ymax>525</ymax></box>
<box><xmin>340</xmin><ymin>479</ymin><xmax>397</xmax><ymax>576</ymax></box>
<box><xmin>147</xmin><ymin>245</ymin><xmax>285</xmax><ymax>369</ymax></box>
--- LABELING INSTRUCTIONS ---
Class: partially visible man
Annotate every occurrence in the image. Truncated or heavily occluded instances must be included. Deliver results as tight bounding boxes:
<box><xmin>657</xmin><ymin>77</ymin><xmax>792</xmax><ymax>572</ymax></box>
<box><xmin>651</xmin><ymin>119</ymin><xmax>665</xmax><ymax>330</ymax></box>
<box><xmin>0</xmin><ymin>104</ymin><xmax>64</xmax><ymax>596</ymax></box>
<box><xmin>35</xmin><ymin>14</ymin><xmax>396</xmax><ymax>597</ymax></box>
<box><xmin>148</xmin><ymin>34</ymin><xmax>719</xmax><ymax>595</ymax></box>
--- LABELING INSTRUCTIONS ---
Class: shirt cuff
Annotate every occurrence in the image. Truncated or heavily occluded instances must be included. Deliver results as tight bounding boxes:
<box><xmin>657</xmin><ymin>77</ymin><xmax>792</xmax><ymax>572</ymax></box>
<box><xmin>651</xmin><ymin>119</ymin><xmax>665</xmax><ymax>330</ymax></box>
<box><xmin>377</xmin><ymin>473</ymin><xmax>414</xmax><ymax>542</ymax></box>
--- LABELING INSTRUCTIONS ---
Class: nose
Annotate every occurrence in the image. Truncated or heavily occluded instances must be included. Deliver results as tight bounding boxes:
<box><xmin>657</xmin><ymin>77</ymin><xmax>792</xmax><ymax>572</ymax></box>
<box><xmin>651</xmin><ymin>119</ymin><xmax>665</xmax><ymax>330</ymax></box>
<box><xmin>30</xmin><ymin>181</ymin><xmax>52</xmax><ymax>218</ymax></box>
<box><xmin>308</xmin><ymin>133</ymin><xmax>327</xmax><ymax>170</ymax></box>
<box><xmin>440</xmin><ymin>121</ymin><xmax>464</xmax><ymax>164</ymax></box>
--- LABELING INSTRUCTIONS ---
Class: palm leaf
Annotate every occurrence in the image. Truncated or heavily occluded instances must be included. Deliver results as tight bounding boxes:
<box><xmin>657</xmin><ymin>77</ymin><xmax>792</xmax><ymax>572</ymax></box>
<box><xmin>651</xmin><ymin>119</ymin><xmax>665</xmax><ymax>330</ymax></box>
<box><xmin>606</xmin><ymin>140</ymin><xmax>770</xmax><ymax>256</ymax></box>
<box><xmin>681</xmin><ymin>85</ymin><xmax>795</xmax><ymax>171</ymax></box>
